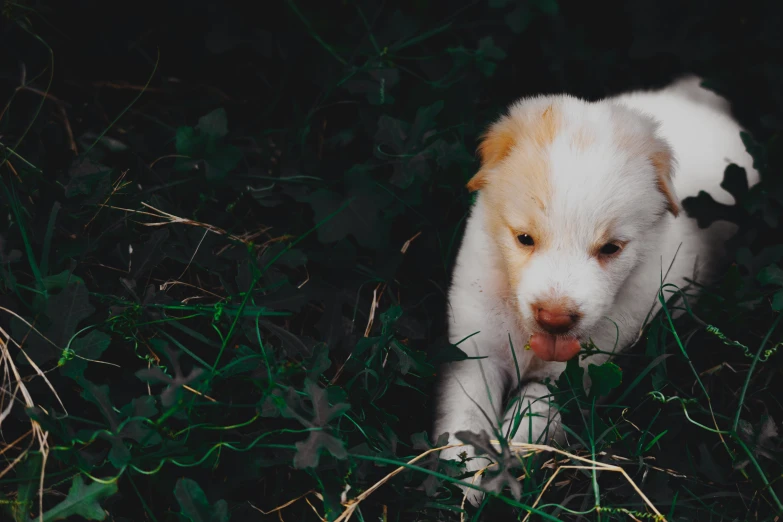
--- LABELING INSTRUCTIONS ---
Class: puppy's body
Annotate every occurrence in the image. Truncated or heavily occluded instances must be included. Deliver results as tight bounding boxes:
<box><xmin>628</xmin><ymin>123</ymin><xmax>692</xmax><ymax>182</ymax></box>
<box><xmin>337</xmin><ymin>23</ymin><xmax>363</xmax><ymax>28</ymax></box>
<box><xmin>434</xmin><ymin>77</ymin><xmax>758</xmax><ymax>498</ymax></box>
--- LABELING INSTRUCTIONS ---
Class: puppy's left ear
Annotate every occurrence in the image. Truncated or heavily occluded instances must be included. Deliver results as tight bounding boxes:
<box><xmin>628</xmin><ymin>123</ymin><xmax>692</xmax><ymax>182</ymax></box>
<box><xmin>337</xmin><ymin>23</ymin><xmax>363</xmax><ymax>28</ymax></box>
<box><xmin>650</xmin><ymin>145</ymin><xmax>680</xmax><ymax>217</ymax></box>
<box><xmin>467</xmin><ymin>118</ymin><xmax>517</xmax><ymax>192</ymax></box>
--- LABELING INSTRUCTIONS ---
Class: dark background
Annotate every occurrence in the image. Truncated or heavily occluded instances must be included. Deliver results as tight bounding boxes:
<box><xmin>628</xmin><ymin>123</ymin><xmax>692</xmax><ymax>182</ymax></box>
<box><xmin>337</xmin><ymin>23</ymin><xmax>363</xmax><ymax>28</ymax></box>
<box><xmin>1</xmin><ymin>0</ymin><xmax>782</xmax><ymax>520</ymax></box>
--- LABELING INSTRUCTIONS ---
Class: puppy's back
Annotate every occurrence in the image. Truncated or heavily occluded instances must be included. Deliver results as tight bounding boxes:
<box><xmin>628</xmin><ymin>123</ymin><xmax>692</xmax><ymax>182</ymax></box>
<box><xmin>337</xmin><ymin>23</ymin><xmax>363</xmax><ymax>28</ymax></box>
<box><xmin>666</xmin><ymin>75</ymin><xmax>732</xmax><ymax>116</ymax></box>
<box><xmin>610</xmin><ymin>77</ymin><xmax>758</xmax><ymax>206</ymax></box>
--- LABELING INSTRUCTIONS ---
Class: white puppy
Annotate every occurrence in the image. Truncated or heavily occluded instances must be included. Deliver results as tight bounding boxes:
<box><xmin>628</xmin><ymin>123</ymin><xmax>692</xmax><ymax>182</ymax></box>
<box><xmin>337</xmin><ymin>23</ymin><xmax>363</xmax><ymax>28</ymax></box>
<box><xmin>433</xmin><ymin>76</ymin><xmax>758</xmax><ymax>503</ymax></box>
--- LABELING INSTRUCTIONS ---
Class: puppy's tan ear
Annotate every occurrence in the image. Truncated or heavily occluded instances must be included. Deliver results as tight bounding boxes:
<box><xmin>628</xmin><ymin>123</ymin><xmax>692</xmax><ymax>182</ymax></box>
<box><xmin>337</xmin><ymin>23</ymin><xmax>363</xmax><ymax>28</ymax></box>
<box><xmin>466</xmin><ymin>119</ymin><xmax>516</xmax><ymax>193</ymax></box>
<box><xmin>650</xmin><ymin>146</ymin><xmax>680</xmax><ymax>217</ymax></box>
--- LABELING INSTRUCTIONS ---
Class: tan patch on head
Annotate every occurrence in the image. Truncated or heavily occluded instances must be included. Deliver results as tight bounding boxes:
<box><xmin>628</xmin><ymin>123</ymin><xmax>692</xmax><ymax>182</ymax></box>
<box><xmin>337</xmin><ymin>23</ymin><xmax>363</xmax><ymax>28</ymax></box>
<box><xmin>481</xmin><ymin>166</ymin><xmax>553</xmax><ymax>293</ymax></box>
<box><xmin>467</xmin><ymin>104</ymin><xmax>560</xmax><ymax>192</ymax></box>
<box><xmin>468</xmin><ymin>103</ymin><xmax>561</xmax><ymax>295</ymax></box>
<box><xmin>479</xmin><ymin>199</ymin><xmax>549</xmax><ymax>295</ymax></box>
<box><xmin>498</xmin><ymin>243</ymin><xmax>535</xmax><ymax>294</ymax></box>
<box><xmin>536</xmin><ymin>105</ymin><xmax>558</xmax><ymax>148</ymax></box>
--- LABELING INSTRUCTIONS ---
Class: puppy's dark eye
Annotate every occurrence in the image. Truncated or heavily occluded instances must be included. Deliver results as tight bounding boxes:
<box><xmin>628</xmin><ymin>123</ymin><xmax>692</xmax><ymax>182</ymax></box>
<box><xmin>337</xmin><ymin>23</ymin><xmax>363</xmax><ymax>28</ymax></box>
<box><xmin>517</xmin><ymin>234</ymin><xmax>535</xmax><ymax>246</ymax></box>
<box><xmin>599</xmin><ymin>243</ymin><xmax>621</xmax><ymax>255</ymax></box>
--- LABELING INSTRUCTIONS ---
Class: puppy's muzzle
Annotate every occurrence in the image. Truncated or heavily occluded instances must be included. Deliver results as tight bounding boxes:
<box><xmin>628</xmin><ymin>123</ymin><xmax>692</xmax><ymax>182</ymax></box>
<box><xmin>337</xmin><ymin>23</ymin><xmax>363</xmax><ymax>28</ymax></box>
<box><xmin>532</xmin><ymin>303</ymin><xmax>581</xmax><ymax>334</ymax></box>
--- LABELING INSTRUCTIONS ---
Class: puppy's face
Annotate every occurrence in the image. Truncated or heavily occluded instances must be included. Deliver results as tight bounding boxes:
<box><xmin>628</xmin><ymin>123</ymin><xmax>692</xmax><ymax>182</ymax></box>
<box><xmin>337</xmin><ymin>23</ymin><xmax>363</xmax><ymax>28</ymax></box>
<box><xmin>469</xmin><ymin>97</ymin><xmax>679</xmax><ymax>361</ymax></box>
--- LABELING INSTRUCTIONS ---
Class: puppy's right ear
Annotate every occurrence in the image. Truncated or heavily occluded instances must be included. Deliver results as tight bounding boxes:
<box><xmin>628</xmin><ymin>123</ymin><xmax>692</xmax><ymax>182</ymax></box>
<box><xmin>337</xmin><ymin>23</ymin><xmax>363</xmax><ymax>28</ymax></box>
<box><xmin>466</xmin><ymin>118</ymin><xmax>517</xmax><ymax>192</ymax></box>
<box><xmin>649</xmin><ymin>146</ymin><xmax>680</xmax><ymax>217</ymax></box>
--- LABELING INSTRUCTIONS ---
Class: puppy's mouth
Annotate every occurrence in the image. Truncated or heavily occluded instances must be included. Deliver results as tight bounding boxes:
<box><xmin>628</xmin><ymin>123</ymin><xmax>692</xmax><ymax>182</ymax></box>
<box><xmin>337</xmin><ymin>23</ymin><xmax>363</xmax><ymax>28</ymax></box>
<box><xmin>528</xmin><ymin>333</ymin><xmax>582</xmax><ymax>362</ymax></box>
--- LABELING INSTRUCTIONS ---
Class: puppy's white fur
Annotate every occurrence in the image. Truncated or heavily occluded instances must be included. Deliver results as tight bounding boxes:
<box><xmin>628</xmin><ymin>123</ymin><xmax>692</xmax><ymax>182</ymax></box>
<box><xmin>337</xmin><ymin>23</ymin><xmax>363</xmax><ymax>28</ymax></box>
<box><xmin>433</xmin><ymin>76</ymin><xmax>758</xmax><ymax>503</ymax></box>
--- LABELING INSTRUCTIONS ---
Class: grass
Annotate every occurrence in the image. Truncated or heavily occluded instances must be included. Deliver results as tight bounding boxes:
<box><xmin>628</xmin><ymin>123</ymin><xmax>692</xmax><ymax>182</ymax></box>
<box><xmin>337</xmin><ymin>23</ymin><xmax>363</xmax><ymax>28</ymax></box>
<box><xmin>0</xmin><ymin>0</ymin><xmax>782</xmax><ymax>520</ymax></box>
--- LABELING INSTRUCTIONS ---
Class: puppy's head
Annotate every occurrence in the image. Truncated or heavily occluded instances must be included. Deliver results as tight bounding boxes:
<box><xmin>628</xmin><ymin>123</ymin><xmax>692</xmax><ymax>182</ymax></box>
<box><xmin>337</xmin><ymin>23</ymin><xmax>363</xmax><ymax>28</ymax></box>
<box><xmin>469</xmin><ymin>96</ymin><xmax>678</xmax><ymax>362</ymax></box>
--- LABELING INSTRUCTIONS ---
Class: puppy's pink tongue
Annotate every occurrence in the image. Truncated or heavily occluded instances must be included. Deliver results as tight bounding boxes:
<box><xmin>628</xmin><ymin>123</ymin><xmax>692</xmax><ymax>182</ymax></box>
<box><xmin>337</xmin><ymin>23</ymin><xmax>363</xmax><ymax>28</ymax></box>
<box><xmin>529</xmin><ymin>333</ymin><xmax>582</xmax><ymax>362</ymax></box>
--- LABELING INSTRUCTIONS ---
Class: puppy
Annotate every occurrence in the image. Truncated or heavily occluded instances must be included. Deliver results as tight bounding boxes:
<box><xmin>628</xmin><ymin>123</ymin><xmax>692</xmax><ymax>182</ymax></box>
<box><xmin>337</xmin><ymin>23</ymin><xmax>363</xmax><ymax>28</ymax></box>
<box><xmin>433</xmin><ymin>76</ymin><xmax>758</xmax><ymax>504</ymax></box>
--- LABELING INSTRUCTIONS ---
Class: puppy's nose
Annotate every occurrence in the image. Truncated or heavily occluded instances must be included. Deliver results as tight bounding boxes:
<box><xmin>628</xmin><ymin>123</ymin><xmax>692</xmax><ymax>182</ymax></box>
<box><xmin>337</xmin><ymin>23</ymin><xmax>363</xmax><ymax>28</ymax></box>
<box><xmin>533</xmin><ymin>304</ymin><xmax>581</xmax><ymax>334</ymax></box>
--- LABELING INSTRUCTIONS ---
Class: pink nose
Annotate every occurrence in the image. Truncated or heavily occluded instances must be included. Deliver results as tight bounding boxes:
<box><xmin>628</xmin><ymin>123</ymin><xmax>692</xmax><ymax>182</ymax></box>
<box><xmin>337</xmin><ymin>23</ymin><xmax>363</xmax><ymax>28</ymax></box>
<box><xmin>533</xmin><ymin>304</ymin><xmax>581</xmax><ymax>334</ymax></box>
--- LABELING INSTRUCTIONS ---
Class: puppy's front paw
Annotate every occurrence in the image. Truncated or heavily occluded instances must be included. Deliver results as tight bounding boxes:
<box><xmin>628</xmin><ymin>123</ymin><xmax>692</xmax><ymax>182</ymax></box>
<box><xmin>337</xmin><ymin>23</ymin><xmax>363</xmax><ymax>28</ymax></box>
<box><xmin>462</xmin><ymin>477</ymin><xmax>485</xmax><ymax>507</ymax></box>
<box><xmin>439</xmin><ymin>444</ymin><xmax>489</xmax><ymax>507</ymax></box>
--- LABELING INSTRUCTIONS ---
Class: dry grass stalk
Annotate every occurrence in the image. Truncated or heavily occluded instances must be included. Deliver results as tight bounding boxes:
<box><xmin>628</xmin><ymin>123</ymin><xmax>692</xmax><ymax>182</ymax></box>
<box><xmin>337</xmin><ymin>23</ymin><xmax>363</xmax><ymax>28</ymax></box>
<box><xmin>158</xmin><ymin>280</ymin><xmax>226</xmax><ymax>301</ymax></box>
<box><xmin>85</xmin><ymin>169</ymin><xmax>132</xmax><ymax>230</ymax></box>
<box><xmin>364</xmin><ymin>283</ymin><xmax>384</xmax><ymax>338</ymax></box>
<box><xmin>326</xmin><ymin>440</ymin><xmax>666</xmax><ymax>522</ymax></box>
<box><xmin>20</xmin><ymin>86</ymin><xmax>78</xmax><ymax>155</ymax></box>
<box><xmin>105</xmin><ymin>202</ymin><xmax>280</xmax><ymax>261</ymax></box>
<box><xmin>0</xmin><ymin>306</ymin><xmax>119</xmax><ymax>372</ymax></box>
<box><xmin>332</xmin><ymin>231</ymin><xmax>421</xmax><ymax>386</ymax></box>
<box><xmin>181</xmin><ymin>384</ymin><xmax>216</xmax><ymax>403</ymax></box>
<box><xmin>0</xmin><ymin>328</ymin><xmax>52</xmax><ymax>522</ymax></box>
<box><xmin>335</xmin><ymin>444</ymin><xmax>463</xmax><ymax>522</ymax></box>
<box><xmin>248</xmin><ymin>489</ymin><xmax>316</xmax><ymax>516</ymax></box>
<box><xmin>102</xmin><ymin>202</ymin><xmax>250</xmax><ymax>244</ymax></box>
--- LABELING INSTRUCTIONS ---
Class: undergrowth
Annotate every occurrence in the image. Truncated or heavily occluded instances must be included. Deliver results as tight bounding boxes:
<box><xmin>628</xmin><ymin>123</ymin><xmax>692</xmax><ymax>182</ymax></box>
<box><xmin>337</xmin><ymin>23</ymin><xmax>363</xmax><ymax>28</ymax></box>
<box><xmin>0</xmin><ymin>1</ymin><xmax>782</xmax><ymax>520</ymax></box>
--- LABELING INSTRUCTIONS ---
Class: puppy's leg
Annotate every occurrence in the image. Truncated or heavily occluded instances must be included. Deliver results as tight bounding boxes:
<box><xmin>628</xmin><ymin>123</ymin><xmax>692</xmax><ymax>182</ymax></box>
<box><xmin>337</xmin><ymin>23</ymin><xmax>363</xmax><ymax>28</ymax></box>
<box><xmin>434</xmin><ymin>338</ymin><xmax>509</xmax><ymax>506</ymax></box>
<box><xmin>448</xmin><ymin>381</ymin><xmax>562</xmax><ymax>506</ymax></box>
<box><xmin>502</xmin><ymin>381</ymin><xmax>564</xmax><ymax>447</ymax></box>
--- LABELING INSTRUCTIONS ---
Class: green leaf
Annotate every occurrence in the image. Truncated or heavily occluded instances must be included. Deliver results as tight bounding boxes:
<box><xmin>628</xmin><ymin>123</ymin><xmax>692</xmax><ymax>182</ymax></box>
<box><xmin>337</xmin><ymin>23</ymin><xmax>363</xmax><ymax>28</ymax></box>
<box><xmin>373</xmin><ymin>101</ymin><xmax>455</xmax><ymax>189</ymax></box>
<box><xmin>136</xmin><ymin>346</ymin><xmax>205</xmax><ymax>408</ymax></box>
<box><xmin>534</xmin><ymin>0</ymin><xmax>559</xmax><ymax>15</ymax></box>
<box><xmin>380</xmin><ymin>305</ymin><xmax>402</xmax><ymax>329</ymax></box>
<box><xmin>408</xmin><ymin>100</ymin><xmax>444</xmax><ymax>145</ymax></box>
<box><xmin>175</xmin><ymin>126</ymin><xmax>204</xmax><ymax>157</ymax></box>
<box><xmin>740</xmin><ymin>131</ymin><xmax>767</xmax><ymax>173</ymax></box>
<box><xmin>455</xmin><ymin>430</ymin><xmax>522</xmax><ymax>500</ymax></box>
<box><xmin>342</xmin><ymin>66</ymin><xmax>399</xmax><ymax>105</ymax></box>
<box><xmin>554</xmin><ymin>357</ymin><xmax>585</xmax><ymax>398</ymax></box>
<box><xmin>204</xmin><ymin>143</ymin><xmax>242</xmax><ymax>181</ymax></box>
<box><xmin>429</xmin><ymin>339</ymin><xmax>470</xmax><ymax>365</ymax></box>
<box><xmin>280</xmin><ymin>379</ymin><xmax>350</xmax><ymax>468</ymax></box>
<box><xmin>9</xmin><ymin>454</ymin><xmax>40</xmax><ymax>522</ymax></box>
<box><xmin>119</xmin><ymin>395</ymin><xmax>162</xmax><ymax>446</ymax></box>
<box><xmin>477</xmin><ymin>36</ymin><xmax>507</xmax><ymax>61</ymax></box>
<box><xmin>174</xmin><ymin>108</ymin><xmax>241</xmax><ymax>180</ymax></box>
<box><xmin>476</xmin><ymin>37</ymin><xmax>507</xmax><ymax>77</ymax></box>
<box><xmin>720</xmin><ymin>164</ymin><xmax>750</xmax><ymax>202</ymax></box>
<box><xmin>305</xmin><ymin>347</ymin><xmax>331</xmax><ymax>379</ymax></box>
<box><xmin>60</xmin><ymin>330</ymin><xmax>111</xmax><ymax>380</ymax></box>
<box><xmin>41</xmin><ymin>270</ymin><xmax>85</xmax><ymax>292</ymax></box>
<box><xmin>696</xmin><ymin>443</ymin><xmax>729</xmax><ymax>484</ymax></box>
<box><xmin>279</xmin><ymin>248</ymin><xmax>308</xmax><ymax>268</ymax></box>
<box><xmin>174</xmin><ymin>478</ymin><xmax>230</xmax><ymax>522</ymax></box>
<box><xmin>772</xmin><ymin>290</ymin><xmax>783</xmax><ymax>311</ymax></box>
<box><xmin>196</xmin><ymin>108</ymin><xmax>229</xmax><ymax>138</ymax></box>
<box><xmin>681</xmin><ymin>189</ymin><xmax>741</xmax><ymax>229</ymax></box>
<box><xmin>302</xmin><ymin>173</ymin><xmax>393</xmax><ymax>249</ymax></box>
<box><xmin>64</xmin><ymin>159</ymin><xmax>112</xmax><ymax>198</ymax></box>
<box><xmin>758</xmin><ymin>264</ymin><xmax>783</xmax><ymax>287</ymax></box>
<box><xmin>505</xmin><ymin>5</ymin><xmax>535</xmax><ymax>33</ymax></box>
<box><xmin>79</xmin><ymin>379</ymin><xmax>131</xmax><ymax>468</ymax></box>
<box><xmin>643</xmin><ymin>429</ymin><xmax>669</xmax><ymax>452</ymax></box>
<box><xmin>391</xmin><ymin>342</ymin><xmax>413</xmax><ymax>375</ymax></box>
<box><xmin>375</xmin><ymin>114</ymin><xmax>409</xmax><ymax>153</ymax></box>
<box><xmin>46</xmin><ymin>281</ymin><xmax>96</xmax><ymax>347</ymax></box>
<box><xmin>14</xmin><ymin>279</ymin><xmax>96</xmax><ymax>366</ymax></box>
<box><xmin>411</xmin><ymin>431</ymin><xmax>451</xmax><ymax>495</ymax></box>
<box><xmin>37</xmin><ymin>475</ymin><xmax>117</xmax><ymax>521</ymax></box>
<box><xmin>131</xmin><ymin>229</ymin><xmax>171</xmax><ymax>282</ymax></box>
<box><xmin>681</xmin><ymin>160</ymin><xmax>758</xmax><ymax>228</ymax></box>
<box><xmin>588</xmin><ymin>362</ymin><xmax>623</xmax><ymax>399</ymax></box>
